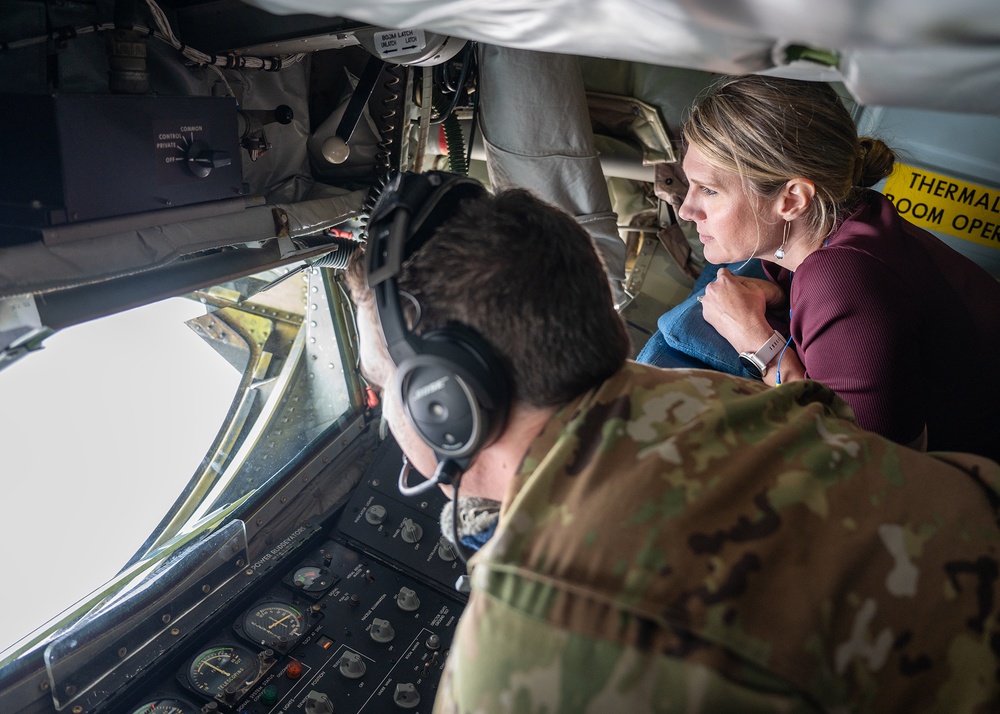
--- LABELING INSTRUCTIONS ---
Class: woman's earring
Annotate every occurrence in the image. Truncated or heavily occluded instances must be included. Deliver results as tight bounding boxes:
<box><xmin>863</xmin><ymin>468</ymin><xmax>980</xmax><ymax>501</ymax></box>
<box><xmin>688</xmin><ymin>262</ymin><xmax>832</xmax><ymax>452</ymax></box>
<box><xmin>774</xmin><ymin>221</ymin><xmax>790</xmax><ymax>260</ymax></box>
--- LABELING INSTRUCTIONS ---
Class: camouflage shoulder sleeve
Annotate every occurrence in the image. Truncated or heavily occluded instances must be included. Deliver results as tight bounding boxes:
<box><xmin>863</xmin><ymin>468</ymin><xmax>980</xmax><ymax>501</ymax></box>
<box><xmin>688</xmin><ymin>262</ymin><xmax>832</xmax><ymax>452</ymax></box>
<box><xmin>434</xmin><ymin>363</ymin><xmax>1000</xmax><ymax>713</ymax></box>
<box><xmin>434</xmin><ymin>584</ymin><xmax>819</xmax><ymax>714</ymax></box>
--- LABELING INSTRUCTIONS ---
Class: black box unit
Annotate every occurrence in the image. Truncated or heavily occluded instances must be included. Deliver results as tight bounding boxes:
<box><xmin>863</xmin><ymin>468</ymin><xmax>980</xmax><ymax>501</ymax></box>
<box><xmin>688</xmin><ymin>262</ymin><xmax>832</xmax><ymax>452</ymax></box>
<box><xmin>0</xmin><ymin>93</ymin><xmax>244</xmax><ymax>234</ymax></box>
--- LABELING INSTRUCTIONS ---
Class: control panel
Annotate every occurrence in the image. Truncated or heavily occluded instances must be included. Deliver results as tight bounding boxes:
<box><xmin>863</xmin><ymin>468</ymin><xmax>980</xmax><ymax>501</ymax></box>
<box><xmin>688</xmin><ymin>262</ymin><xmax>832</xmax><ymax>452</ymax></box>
<box><xmin>115</xmin><ymin>437</ymin><xmax>466</xmax><ymax>714</ymax></box>
<box><xmin>0</xmin><ymin>94</ymin><xmax>244</xmax><ymax>236</ymax></box>
<box><xmin>335</xmin><ymin>439</ymin><xmax>466</xmax><ymax>591</ymax></box>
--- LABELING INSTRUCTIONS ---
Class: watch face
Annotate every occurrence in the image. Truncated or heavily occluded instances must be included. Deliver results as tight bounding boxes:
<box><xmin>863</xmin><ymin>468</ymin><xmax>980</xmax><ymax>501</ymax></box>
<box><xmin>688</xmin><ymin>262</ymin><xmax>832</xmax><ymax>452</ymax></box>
<box><xmin>739</xmin><ymin>354</ymin><xmax>764</xmax><ymax>379</ymax></box>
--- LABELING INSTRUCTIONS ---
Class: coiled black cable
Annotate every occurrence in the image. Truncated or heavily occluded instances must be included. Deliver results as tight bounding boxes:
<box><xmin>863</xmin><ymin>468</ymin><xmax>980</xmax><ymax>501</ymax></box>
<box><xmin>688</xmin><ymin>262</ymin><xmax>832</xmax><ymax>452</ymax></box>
<box><xmin>362</xmin><ymin>64</ymin><xmax>406</xmax><ymax>224</ymax></box>
<box><xmin>310</xmin><ymin>236</ymin><xmax>363</xmax><ymax>270</ymax></box>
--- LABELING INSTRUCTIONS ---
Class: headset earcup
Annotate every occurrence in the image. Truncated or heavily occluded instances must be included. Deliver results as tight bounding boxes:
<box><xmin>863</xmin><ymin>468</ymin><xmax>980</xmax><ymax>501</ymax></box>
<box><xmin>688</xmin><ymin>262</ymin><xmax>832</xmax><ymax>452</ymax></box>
<box><xmin>396</xmin><ymin>327</ymin><xmax>511</xmax><ymax>460</ymax></box>
<box><xmin>367</xmin><ymin>170</ymin><xmax>510</xmax><ymax>464</ymax></box>
<box><xmin>398</xmin><ymin>358</ymin><xmax>479</xmax><ymax>456</ymax></box>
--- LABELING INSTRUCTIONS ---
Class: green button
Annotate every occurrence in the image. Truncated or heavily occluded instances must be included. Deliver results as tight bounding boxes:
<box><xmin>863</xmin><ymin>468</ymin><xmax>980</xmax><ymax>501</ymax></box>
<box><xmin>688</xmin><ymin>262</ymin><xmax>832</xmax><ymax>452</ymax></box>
<box><xmin>261</xmin><ymin>684</ymin><xmax>279</xmax><ymax>704</ymax></box>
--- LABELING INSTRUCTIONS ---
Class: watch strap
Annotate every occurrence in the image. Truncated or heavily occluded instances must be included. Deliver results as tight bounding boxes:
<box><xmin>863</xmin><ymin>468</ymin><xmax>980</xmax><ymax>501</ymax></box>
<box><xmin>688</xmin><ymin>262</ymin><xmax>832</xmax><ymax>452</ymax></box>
<box><xmin>738</xmin><ymin>330</ymin><xmax>786</xmax><ymax>378</ymax></box>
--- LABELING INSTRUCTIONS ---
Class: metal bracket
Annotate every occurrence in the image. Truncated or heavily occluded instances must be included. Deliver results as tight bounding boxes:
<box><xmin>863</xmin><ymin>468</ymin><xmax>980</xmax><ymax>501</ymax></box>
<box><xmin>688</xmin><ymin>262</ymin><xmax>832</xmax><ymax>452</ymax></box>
<box><xmin>0</xmin><ymin>294</ymin><xmax>50</xmax><ymax>373</ymax></box>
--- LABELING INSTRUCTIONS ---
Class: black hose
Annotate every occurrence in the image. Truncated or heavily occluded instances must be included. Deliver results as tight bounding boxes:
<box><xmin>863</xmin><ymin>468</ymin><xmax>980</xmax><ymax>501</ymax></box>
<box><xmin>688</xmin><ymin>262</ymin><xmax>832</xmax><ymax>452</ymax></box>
<box><xmin>430</xmin><ymin>42</ymin><xmax>473</xmax><ymax>126</ymax></box>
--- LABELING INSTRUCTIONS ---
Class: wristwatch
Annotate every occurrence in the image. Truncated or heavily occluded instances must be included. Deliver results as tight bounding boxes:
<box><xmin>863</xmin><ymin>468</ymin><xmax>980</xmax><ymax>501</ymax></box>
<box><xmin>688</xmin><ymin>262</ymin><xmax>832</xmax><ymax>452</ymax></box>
<box><xmin>738</xmin><ymin>330</ymin><xmax>787</xmax><ymax>379</ymax></box>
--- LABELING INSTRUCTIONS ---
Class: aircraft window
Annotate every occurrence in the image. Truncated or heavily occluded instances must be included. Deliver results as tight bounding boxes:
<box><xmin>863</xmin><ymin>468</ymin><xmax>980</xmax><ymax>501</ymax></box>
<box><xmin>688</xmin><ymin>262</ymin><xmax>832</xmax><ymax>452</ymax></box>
<box><xmin>0</xmin><ymin>263</ymin><xmax>359</xmax><ymax>658</ymax></box>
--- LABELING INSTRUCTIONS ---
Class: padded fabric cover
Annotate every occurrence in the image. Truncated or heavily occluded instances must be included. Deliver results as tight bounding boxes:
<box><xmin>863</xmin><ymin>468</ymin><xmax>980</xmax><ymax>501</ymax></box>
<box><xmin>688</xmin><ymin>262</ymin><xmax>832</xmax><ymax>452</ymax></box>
<box><xmin>636</xmin><ymin>260</ymin><xmax>768</xmax><ymax>377</ymax></box>
<box><xmin>246</xmin><ymin>0</ymin><xmax>1000</xmax><ymax>114</ymax></box>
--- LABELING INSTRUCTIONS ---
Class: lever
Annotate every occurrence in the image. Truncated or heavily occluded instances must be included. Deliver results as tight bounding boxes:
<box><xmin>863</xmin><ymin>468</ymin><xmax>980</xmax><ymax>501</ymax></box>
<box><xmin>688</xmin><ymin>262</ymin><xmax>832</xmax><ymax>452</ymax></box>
<box><xmin>237</xmin><ymin>104</ymin><xmax>294</xmax><ymax>161</ymax></box>
<box><xmin>322</xmin><ymin>55</ymin><xmax>387</xmax><ymax>164</ymax></box>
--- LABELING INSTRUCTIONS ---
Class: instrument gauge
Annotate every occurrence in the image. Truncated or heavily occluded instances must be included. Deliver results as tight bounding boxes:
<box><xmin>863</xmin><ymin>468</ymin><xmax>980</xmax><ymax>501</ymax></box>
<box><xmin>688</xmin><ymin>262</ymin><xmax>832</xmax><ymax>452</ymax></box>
<box><xmin>130</xmin><ymin>698</ymin><xmax>199</xmax><ymax>714</ymax></box>
<box><xmin>241</xmin><ymin>600</ymin><xmax>305</xmax><ymax>648</ymax></box>
<box><xmin>186</xmin><ymin>644</ymin><xmax>260</xmax><ymax>698</ymax></box>
<box><xmin>292</xmin><ymin>565</ymin><xmax>334</xmax><ymax>592</ymax></box>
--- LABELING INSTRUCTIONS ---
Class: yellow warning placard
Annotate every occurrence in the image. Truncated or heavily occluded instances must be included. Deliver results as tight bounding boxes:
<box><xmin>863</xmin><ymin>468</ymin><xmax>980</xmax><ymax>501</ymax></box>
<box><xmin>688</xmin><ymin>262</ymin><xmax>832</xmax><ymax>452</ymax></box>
<box><xmin>883</xmin><ymin>164</ymin><xmax>1000</xmax><ymax>250</ymax></box>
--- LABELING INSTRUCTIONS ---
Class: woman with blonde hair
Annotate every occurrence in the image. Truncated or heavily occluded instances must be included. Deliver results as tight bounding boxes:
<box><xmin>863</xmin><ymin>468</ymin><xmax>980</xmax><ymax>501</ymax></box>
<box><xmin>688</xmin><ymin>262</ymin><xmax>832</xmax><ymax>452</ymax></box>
<box><xmin>642</xmin><ymin>74</ymin><xmax>1000</xmax><ymax>460</ymax></box>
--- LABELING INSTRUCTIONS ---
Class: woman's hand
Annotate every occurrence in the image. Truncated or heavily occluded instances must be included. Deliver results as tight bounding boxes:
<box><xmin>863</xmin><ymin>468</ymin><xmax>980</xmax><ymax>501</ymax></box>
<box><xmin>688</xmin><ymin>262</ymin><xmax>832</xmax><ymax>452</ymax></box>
<box><xmin>701</xmin><ymin>268</ymin><xmax>786</xmax><ymax>356</ymax></box>
<box><xmin>701</xmin><ymin>269</ymin><xmax>803</xmax><ymax>385</ymax></box>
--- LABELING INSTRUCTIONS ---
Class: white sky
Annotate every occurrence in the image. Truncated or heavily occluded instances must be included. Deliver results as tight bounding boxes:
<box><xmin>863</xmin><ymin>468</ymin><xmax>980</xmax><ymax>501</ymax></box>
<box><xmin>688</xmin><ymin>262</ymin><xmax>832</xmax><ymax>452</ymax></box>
<box><xmin>0</xmin><ymin>298</ymin><xmax>240</xmax><ymax>655</ymax></box>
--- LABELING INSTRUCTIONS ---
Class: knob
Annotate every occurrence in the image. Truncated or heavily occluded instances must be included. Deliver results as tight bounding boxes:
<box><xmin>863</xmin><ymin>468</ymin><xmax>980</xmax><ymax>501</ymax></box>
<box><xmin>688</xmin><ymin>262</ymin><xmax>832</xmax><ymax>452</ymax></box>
<box><xmin>273</xmin><ymin>104</ymin><xmax>294</xmax><ymax>125</ymax></box>
<box><xmin>393</xmin><ymin>683</ymin><xmax>420</xmax><ymax>709</ymax></box>
<box><xmin>370</xmin><ymin>618</ymin><xmax>395</xmax><ymax>643</ymax></box>
<box><xmin>437</xmin><ymin>537</ymin><xmax>457</xmax><ymax>561</ymax></box>
<box><xmin>400</xmin><ymin>518</ymin><xmax>423</xmax><ymax>543</ymax></box>
<box><xmin>425</xmin><ymin>633</ymin><xmax>441</xmax><ymax>651</ymax></box>
<box><xmin>365</xmin><ymin>504</ymin><xmax>387</xmax><ymax>525</ymax></box>
<box><xmin>185</xmin><ymin>140</ymin><xmax>231</xmax><ymax>178</ymax></box>
<box><xmin>304</xmin><ymin>690</ymin><xmax>335</xmax><ymax>714</ymax></box>
<box><xmin>338</xmin><ymin>652</ymin><xmax>366</xmax><ymax>679</ymax></box>
<box><xmin>321</xmin><ymin>136</ymin><xmax>350</xmax><ymax>164</ymax></box>
<box><xmin>239</xmin><ymin>104</ymin><xmax>294</xmax><ymax>128</ymax></box>
<box><xmin>396</xmin><ymin>587</ymin><xmax>420</xmax><ymax>611</ymax></box>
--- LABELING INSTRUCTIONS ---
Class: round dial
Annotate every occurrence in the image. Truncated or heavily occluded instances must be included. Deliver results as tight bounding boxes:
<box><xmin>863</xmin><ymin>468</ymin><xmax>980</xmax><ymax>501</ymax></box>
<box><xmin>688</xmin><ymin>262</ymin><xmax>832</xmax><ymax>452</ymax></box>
<box><xmin>292</xmin><ymin>566</ymin><xmax>333</xmax><ymax>592</ymax></box>
<box><xmin>130</xmin><ymin>699</ymin><xmax>199</xmax><ymax>714</ymax></box>
<box><xmin>187</xmin><ymin>645</ymin><xmax>260</xmax><ymax>698</ymax></box>
<box><xmin>241</xmin><ymin>601</ymin><xmax>305</xmax><ymax>648</ymax></box>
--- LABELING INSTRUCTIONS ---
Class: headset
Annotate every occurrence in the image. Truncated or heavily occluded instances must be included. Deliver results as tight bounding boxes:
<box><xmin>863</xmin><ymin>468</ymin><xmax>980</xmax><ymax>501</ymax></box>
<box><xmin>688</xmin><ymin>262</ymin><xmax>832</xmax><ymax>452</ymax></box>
<box><xmin>365</xmin><ymin>170</ymin><xmax>512</xmax><ymax>500</ymax></box>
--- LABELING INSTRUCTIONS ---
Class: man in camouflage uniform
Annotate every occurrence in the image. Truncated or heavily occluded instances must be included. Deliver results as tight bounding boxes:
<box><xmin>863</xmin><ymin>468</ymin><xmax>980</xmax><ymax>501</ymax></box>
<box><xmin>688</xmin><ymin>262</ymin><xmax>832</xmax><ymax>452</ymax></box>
<box><xmin>347</xmin><ymin>173</ymin><xmax>1000</xmax><ymax>713</ymax></box>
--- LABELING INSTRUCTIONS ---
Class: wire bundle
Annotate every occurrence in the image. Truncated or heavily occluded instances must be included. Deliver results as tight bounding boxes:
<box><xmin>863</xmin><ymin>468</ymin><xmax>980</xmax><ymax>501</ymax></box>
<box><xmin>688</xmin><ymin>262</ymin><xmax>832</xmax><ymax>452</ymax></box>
<box><xmin>2</xmin><ymin>0</ymin><xmax>306</xmax><ymax>96</ymax></box>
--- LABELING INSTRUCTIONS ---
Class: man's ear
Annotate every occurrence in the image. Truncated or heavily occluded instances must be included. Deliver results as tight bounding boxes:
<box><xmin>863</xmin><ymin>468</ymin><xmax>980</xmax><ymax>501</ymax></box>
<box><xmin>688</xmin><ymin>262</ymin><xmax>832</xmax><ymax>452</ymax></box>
<box><xmin>776</xmin><ymin>178</ymin><xmax>816</xmax><ymax>221</ymax></box>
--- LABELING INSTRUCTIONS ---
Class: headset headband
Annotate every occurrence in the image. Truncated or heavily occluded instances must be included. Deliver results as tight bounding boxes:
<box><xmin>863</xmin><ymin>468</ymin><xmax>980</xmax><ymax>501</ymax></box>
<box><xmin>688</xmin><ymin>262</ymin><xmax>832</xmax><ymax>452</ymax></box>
<box><xmin>366</xmin><ymin>171</ymin><xmax>487</xmax><ymax>367</ymax></box>
<box><xmin>364</xmin><ymin>170</ymin><xmax>510</xmax><ymax>469</ymax></box>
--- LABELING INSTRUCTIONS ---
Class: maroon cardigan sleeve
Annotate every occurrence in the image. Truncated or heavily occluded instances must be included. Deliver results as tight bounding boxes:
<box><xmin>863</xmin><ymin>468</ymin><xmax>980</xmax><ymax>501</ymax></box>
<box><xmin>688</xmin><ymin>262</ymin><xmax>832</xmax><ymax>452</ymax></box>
<box><xmin>789</xmin><ymin>247</ymin><xmax>926</xmax><ymax>445</ymax></box>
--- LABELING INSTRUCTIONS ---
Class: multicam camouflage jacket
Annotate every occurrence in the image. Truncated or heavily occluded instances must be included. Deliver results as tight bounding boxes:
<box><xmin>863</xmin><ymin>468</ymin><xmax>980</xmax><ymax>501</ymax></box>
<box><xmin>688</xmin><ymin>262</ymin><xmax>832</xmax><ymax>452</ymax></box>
<box><xmin>433</xmin><ymin>361</ymin><xmax>1000</xmax><ymax>713</ymax></box>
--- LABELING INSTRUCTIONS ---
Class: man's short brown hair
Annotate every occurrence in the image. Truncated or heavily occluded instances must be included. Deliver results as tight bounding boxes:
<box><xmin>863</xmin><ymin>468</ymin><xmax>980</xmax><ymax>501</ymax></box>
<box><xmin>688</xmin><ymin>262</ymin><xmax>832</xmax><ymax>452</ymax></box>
<box><xmin>346</xmin><ymin>186</ymin><xmax>630</xmax><ymax>407</ymax></box>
